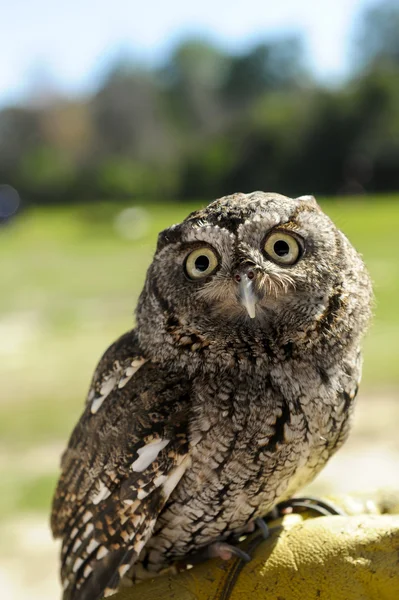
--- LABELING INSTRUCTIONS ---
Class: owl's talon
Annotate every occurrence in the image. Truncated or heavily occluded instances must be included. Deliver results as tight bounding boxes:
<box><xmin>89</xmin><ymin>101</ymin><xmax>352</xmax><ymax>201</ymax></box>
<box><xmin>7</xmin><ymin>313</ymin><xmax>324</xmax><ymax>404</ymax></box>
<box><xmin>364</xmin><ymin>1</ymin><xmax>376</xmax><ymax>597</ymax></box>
<box><xmin>276</xmin><ymin>496</ymin><xmax>346</xmax><ymax>517</ymax></box>
<box><xmin>254</xmin><ymin>517</ymin><xmax>269</xmax><ymax>540</ymax></box>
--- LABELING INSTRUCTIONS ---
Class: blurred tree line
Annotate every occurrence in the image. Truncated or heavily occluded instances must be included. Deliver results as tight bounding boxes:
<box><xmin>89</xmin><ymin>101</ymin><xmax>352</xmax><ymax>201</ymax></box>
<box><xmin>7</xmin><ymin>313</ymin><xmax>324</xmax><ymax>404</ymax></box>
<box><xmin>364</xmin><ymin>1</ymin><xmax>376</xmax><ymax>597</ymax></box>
<box><xmin>1</xmin><ymin>0</ymin><xmax>399</xmax><ymax>205</ymax></box>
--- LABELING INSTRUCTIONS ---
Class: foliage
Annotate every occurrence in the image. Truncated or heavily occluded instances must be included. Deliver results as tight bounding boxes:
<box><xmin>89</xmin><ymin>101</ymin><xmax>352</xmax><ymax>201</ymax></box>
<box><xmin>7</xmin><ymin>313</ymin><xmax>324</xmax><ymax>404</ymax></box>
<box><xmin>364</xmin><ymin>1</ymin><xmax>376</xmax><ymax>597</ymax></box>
<box><xmin>1</xmin><ymin>2</ymin><xmax>399</xmax><ymax>205</ymax></box>
<box><xmin>353</xmin><ymin>0</ymin><xmax>399</xmax><ymax>72</ymax></box>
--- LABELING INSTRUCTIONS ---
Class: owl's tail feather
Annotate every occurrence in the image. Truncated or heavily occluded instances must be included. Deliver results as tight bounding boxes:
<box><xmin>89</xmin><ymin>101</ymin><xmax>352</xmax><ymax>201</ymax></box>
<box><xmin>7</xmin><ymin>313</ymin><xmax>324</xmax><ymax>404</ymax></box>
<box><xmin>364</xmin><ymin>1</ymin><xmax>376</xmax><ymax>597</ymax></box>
<box><xmin>63</xmin><ymin>547</ymin><xmax>127</xmax><ymax>600</ymax></box>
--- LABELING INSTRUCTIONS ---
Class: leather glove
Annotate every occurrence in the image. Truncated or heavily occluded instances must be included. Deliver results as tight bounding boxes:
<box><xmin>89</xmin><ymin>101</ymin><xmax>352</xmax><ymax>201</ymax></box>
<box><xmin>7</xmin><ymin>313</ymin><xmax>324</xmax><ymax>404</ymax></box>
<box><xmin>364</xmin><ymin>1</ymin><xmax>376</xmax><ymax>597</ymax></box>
<box><xmin>113</xmin><ymin>489</ymin><xmax>399</xmax><ymax>600</ymax></box>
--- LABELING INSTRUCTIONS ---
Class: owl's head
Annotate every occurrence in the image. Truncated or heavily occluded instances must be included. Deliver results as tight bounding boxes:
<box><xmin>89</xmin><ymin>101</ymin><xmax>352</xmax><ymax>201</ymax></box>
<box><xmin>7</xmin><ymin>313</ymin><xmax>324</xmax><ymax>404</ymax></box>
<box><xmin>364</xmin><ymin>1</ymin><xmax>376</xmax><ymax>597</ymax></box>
<box><xmin>137</xmin><ymin>192</ymin><xmax>372</xmax><ymax>369</ymax></box>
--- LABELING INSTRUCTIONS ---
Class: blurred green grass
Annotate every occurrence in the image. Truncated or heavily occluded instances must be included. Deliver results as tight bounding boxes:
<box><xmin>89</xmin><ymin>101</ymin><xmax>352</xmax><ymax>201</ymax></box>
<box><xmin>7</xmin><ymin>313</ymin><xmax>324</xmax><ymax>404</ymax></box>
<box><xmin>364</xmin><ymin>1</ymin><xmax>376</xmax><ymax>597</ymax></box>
<box><xmin>0</xmin><ymin>196</ymin><xmax>398</xmax><ymax>519</ymax></box>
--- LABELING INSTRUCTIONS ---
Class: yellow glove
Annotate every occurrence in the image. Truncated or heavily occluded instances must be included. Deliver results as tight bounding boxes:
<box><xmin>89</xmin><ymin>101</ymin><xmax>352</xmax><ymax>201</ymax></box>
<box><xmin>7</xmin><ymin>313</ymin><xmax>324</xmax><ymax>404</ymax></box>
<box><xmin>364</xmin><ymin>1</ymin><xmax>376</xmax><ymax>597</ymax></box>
<box><xmin>114</xmin><ymin>490</ymin><xmax>399</xmax><ymax>600</ymax></box>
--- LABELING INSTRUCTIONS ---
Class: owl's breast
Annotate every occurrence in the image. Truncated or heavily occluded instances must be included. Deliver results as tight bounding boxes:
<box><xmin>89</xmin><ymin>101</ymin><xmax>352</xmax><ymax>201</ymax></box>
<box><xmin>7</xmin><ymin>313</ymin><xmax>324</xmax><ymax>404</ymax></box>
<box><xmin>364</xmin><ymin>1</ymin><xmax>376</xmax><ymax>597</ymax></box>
<box><xmin>141</xmin><ymin>365</ymin><xmax>354</xmax><ymax>567</ymax></box>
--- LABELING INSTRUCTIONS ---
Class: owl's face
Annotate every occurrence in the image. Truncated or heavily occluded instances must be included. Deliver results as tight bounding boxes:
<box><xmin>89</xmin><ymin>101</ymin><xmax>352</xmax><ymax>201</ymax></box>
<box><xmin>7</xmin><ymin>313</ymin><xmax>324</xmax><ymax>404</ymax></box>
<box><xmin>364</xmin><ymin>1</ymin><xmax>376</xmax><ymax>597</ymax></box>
<box><xmin>137</xmin><ymin>192</ymin><xmax>371</xmax><ymax>361</ymax></box>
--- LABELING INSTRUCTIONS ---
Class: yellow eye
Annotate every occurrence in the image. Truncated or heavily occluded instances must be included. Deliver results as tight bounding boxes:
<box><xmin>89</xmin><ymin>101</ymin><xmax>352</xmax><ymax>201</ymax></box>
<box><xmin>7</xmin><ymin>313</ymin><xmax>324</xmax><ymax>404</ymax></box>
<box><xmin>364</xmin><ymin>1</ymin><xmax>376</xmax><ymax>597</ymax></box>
<box><xmin>185</xmin><ymin>247</ymin><xmax>219</xmax><ymax>279</ymax></box>
<box><xmin>264</xmin><ymin>232</ymin><xmax>301</xmax><ymax>265</ymax></box>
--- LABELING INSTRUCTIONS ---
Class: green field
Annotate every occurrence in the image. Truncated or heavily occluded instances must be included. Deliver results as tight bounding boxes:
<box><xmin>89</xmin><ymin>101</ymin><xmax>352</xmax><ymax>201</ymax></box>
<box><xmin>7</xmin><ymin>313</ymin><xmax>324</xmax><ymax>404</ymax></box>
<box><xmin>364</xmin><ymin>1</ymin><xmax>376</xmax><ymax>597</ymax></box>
<box><xmin>1</xmin><ymin>196</ymin><xmax>399</xmax><ymax>522</ymax></box>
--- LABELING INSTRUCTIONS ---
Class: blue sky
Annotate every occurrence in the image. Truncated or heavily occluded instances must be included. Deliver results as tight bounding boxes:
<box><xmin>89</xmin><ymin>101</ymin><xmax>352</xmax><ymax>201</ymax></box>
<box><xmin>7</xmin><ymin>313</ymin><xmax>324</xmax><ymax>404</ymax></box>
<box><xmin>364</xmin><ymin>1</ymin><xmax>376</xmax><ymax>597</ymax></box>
<box><xmin>1</xmin><ymin>0</ymin><xmax>374</xmax><ymax>106</ymax></box>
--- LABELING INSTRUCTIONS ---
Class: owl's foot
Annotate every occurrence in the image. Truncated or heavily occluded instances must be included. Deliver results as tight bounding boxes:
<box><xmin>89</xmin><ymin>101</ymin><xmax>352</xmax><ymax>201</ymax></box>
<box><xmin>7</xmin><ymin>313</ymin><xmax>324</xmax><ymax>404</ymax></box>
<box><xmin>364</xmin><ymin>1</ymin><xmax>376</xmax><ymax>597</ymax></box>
<box><xmin>175</xmin><ymin>541</ymin><xmax>251</xmax><ymax>571</ymax></box>
<box><xmin>207</xmin><ymin>542</ymin><xmax>252</xmax><ymax>562</ymax></box>
<box><xmin>205</xmin><ymin>518</ymin><xmax>270</xmax><ymax>561</ymax></box>
<box><xmin>234</xmin><ymin>516</ymin><xmax>269</xmax><ymax>540</ymax></box>
<box><xmin>177</xmin><ymin>518</ymin><xmax>270</xmax><ymax>571</ymax></box>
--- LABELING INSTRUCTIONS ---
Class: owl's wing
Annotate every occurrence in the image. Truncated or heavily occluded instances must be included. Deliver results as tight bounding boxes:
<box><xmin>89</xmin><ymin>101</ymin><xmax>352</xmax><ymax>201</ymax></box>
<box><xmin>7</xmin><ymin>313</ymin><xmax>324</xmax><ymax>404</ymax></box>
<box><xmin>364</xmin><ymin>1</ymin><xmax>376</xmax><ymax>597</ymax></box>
<box><xmin>51</xmin><ymin>330</ymin><xmax>191</xmax><ymax>600</ymax></box>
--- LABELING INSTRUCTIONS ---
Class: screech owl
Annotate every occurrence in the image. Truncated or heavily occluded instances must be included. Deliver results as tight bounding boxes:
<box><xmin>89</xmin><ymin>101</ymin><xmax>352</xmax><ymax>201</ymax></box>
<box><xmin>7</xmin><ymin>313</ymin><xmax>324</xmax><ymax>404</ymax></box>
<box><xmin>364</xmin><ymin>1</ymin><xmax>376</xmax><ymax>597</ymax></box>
<box><xmin>51</xmin><ymin>192</ymin><xmax>372</xmax><ymax>600</ymax></box>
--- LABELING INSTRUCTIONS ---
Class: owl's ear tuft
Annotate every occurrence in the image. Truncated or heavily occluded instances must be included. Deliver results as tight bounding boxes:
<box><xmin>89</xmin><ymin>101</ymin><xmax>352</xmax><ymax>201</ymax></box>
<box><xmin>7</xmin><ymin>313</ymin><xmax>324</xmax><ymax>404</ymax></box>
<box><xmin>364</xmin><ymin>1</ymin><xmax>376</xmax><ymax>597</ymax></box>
<box><xmin>156</xmin><ymin>225</ymin><xmax>182</xmax><ymax>253</ymax></box>
<box><xmin>295</xmin><ymin>194</ymin><xmax>320</xmax><ymax>210</ymax></box>
<box><xmin>296</xmin><ymin>194</ymin><xmax>319</xmax><ymax>207</ymax></box>
<box><xmin>296</xmin><ymin>195</ymin><xmax>323</xmax><ymax>212</ymax></box>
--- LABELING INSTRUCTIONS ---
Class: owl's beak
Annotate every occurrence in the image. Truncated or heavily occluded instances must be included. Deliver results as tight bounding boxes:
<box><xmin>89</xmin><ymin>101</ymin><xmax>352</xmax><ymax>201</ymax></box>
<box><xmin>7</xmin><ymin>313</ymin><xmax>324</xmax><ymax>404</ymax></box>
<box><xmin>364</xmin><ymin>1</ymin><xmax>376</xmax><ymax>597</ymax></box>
<box><xmin>236</xmin><ymin>271</ymin><xmax>257</xmax><ymax>319</ymax></box>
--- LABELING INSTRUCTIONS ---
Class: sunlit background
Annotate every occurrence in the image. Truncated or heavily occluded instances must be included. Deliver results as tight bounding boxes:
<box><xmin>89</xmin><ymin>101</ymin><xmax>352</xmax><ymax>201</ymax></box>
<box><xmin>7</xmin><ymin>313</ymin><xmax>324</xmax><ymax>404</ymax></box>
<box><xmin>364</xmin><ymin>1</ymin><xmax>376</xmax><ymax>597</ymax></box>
<box><xmin>1</xmin><ymin>0</ymin><xmax>399</xmax><ymax>598</ymax></box>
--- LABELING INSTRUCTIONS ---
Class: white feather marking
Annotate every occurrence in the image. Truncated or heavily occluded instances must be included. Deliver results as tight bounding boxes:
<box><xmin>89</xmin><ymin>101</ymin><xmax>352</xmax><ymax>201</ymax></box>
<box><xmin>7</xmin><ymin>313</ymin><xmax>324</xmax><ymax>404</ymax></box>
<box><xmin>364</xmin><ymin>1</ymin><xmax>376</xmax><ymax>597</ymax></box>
<box><xmin>91</xmin><ymin>374</ymin><xmax>117</xmax><ymax>414</ymax></box>
<box><xmin>91</xmin><ymin>480</ymin><xmax>112</xmax><ymax>505</ymax></box>
<box><xmin>137</xmin><ymin>488</ymin><xmax>149</xmax><ymax>500</ymax></box>
<box><xmin>90</xmin><ymin>396</ymin><xmax>105</xmax><ymax>414</ymax></box>
<box><xmin>118</xmin><ymin>564</ymin><xmax>131</xmax><ymax>578</ymax></box>
<box><xmin>96</xmin><ymin>546</ymin><xmax>108</xmax><ymax>560</ymax></box>
<box><xmin>104</xmin><ymin>587</ymin><xmax>118</xmax><ymax>597</ymax></box>
<box><xmin>72</xmin><ymin>557</ymin><xmax>84</xmax><ymax>573</ymax></box>
<box><xmin>72</xmin><ymin>538</ymin><xmax>82</xmax><ymax>553</ymax></box>
<box><xmin>100</xmin><ymin>375</ymin><xmax>117</xmax><ymax>396</ymax></box>
<box><xmin>131</xmin><ymin>438</ymin><xmax>170</xmax><ymax>472</ymax></box>
<box><xmin>83</xmin><ymin>564</ymin><xmax>93</xmax><ymax>578</ymax></box>
<box><xmin>118</xmin><ymin>358</ymin><xmax>147</xmax><ymax>388</ymax></box>
<box><xmin>86</xmin><ymin>539</ymin><xmax>100</xmax><ymax>554</ymax></box>
<box><xmin>82</xmin><ymin>511</ymin><xmax>92</xmax><ymax>524</ymax></box>
<box><xmin>153</xmin><ymin>474</ymin><xmax>168</xmax><ymax>487</ymax></box>
<box><xmin>162</xmin><ymin>456</ymin><xmax>192</xmax><ymax>498</ymax></box>
<box><xmin>134</xmin><ymin>539</ymin><xmax>147</xmax><ymax>556</ymax></box>
<box><xmin>83</xmin><ymin>523</ymin><xmax>94</xmax><ymax>538</ymax></box>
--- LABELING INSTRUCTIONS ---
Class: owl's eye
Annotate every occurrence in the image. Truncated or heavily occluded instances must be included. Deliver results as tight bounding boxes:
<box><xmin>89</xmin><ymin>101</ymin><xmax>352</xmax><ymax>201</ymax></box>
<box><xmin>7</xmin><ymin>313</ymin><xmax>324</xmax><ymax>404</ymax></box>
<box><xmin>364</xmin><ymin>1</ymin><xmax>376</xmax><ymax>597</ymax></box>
<box><xmin>185</xmin><ymin>247</ymin><xmax>219</xmax><ymax>279</ymax></box>
<box><xmin>264</xmin><ymin>232</ymin><xmax>301</xmax><ymax>265</ymax></box>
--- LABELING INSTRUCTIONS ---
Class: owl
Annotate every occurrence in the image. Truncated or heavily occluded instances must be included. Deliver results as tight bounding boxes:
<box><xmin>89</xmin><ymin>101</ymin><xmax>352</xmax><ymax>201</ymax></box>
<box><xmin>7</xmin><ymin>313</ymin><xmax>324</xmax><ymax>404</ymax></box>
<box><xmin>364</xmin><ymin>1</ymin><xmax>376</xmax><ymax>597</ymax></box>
<box><xmin>51</xmin><ymin>192</ymin><xmax>372</xmax><ymax>600</ymax></box>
